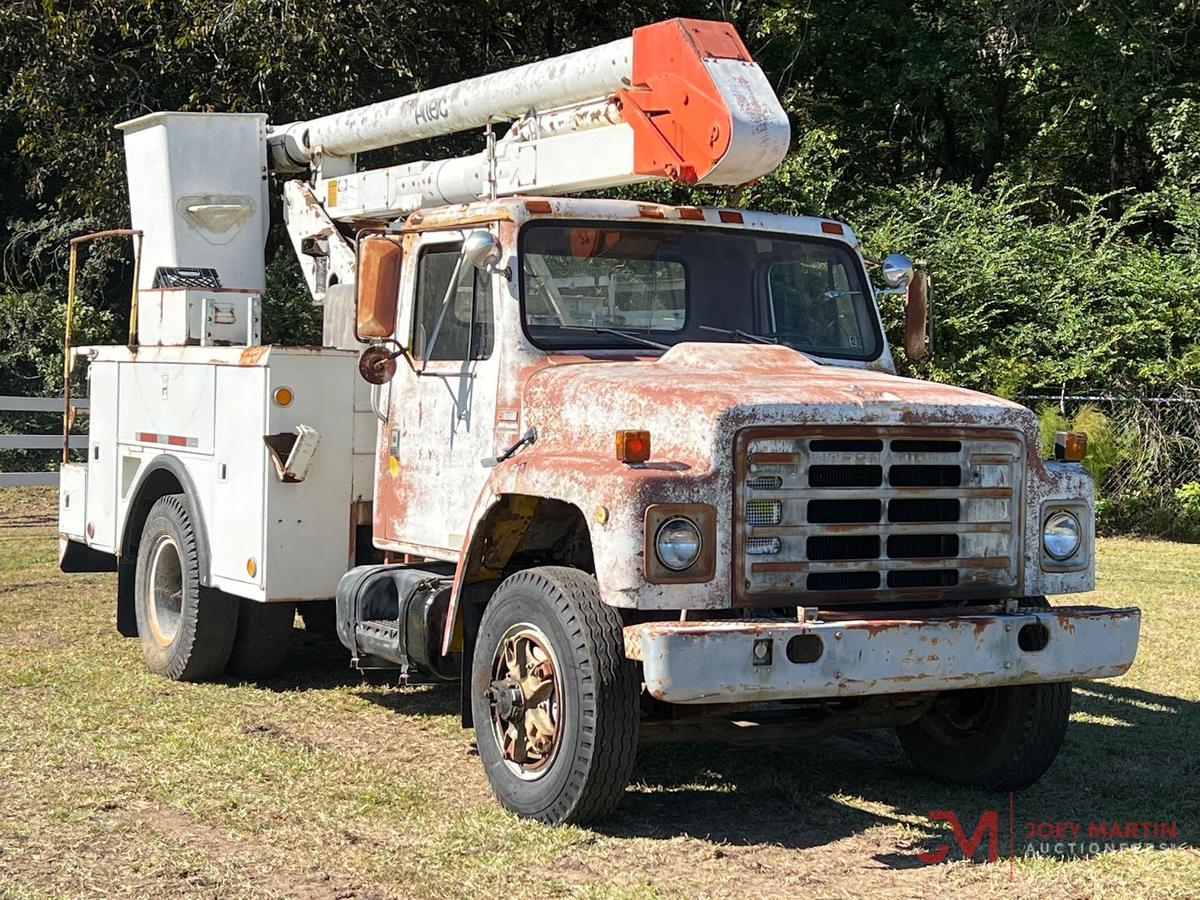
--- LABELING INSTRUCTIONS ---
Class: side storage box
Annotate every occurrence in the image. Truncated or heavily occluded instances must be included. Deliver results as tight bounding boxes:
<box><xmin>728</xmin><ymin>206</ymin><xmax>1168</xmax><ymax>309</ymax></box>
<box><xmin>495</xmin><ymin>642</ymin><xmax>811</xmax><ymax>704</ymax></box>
<box><xmin>58</xmin><ymin>463</ymin><xmax>87</xmax><ymax>540</ymax></box>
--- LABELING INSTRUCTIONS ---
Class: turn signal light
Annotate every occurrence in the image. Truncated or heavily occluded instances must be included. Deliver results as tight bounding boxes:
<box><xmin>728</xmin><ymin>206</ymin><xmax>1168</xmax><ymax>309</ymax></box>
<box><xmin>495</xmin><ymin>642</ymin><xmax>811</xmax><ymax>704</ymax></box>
<box><xmin>616</xmin><ymin>430</ymin><xmax>651</xmax><ymax>463</ymax></box>
<box><xmin>1054</xmin><ymin>431</ymin><xmax>1088</xmax><ymax>462</ymax></box>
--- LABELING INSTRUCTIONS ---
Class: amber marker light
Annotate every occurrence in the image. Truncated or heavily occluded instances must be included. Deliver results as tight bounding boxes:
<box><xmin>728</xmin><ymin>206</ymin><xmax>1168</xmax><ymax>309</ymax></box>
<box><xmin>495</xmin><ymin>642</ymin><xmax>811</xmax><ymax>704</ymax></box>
<box><xmin>272</xmin><ymin>386</ymin><xmax>294</xmax><ymax>407</ymax></box>
<box><xmin>616</xmin><ymin>430</ymin><xmax>651</xmax><ymax>463</ymax></box>
<box><xmin>246</xmin><ymin>557</ymin><xmax>257</xmax><ymax>577</ymax></box>
<box><xmin>1054</xmin><ymin>431</ymin><xmax>1088</xmax><ymax>462</ymax></box>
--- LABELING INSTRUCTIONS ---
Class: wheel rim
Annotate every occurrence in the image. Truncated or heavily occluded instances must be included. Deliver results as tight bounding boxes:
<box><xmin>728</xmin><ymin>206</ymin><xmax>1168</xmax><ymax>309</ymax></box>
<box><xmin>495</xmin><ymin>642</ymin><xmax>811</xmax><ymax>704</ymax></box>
<box><xmin>921</xmin><ymin>688</ymin><xmax>1001</xmax><ymax>749</ymax></box>
<box><xmin>146</xmin><ymin>534</ymin><xmax>184</xmax><ymax>648</ymax></box>
<box><xmin>485</xmin><ymin>623</ymin><xmax>563</xmax><ymax>780</ymax></box>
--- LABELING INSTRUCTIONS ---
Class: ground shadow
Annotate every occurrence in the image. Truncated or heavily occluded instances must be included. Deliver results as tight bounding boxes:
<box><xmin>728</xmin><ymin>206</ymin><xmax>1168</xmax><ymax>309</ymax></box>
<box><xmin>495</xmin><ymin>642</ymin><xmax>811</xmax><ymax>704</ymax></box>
<box><xmin>242</xmin><ymin>625</ymin><xmax>461</xmax><ymax>716</ymax></box>
<box><xmin>249</xmin><ymin>626</ymin><xmax>1198</xmax><ymax>859</ymax></box>
<box><xmin>598</xmin><ymin>681</ymin><xmax>1199</xmax><ymax>859</ymax></box>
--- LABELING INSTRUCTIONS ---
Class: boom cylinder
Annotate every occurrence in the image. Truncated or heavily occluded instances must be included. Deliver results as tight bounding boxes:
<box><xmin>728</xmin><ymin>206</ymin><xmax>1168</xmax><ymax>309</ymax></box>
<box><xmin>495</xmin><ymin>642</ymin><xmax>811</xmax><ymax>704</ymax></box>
<box><xmin>267</xmin><ymin>38</ymin><xmax>633</xmax><ymax>170</ymax></box>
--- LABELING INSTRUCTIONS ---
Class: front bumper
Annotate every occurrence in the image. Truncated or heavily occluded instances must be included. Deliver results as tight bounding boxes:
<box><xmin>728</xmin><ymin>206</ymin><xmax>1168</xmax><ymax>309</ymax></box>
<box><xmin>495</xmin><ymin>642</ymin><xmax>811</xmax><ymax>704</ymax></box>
<box><xmin>624</xmin><ymin>606</ymin><xmax>1140</xmax><ymax>704</ymax></box>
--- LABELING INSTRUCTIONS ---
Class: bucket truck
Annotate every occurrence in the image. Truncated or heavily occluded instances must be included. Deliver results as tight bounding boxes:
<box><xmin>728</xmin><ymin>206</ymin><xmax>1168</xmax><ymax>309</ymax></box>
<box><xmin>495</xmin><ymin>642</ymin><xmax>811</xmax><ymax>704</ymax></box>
<box><xmin>56</xmin><ymin>18</ymin><xmax>1139</xmax><ymax>824</ymax></box>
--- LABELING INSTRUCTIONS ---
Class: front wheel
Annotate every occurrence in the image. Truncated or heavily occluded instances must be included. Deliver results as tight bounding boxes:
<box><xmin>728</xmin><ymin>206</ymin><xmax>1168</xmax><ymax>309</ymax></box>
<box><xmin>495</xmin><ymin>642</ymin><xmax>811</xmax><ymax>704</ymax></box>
<box><xmin>470</xmin><ymin>567</ymin><xmax>639</xmax><ymax>825</ymax></box>
<box><xmin>897</xmin><ymin>681</ymin><xmax>1071</xmax><ymax>790</ymax></box>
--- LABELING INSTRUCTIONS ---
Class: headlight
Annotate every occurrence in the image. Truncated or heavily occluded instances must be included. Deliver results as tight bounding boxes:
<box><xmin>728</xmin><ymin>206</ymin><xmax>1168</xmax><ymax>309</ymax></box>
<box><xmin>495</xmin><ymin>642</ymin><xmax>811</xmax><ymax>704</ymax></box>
<box><xmin>655</xmin><ymin>516</ymin><xmax>702</xmax><ymax>571</ymax></box>
<box><xmin>1042</xmin><ymin>510</ymin><xmax>1081</xmax><ymax>560</ymax></box>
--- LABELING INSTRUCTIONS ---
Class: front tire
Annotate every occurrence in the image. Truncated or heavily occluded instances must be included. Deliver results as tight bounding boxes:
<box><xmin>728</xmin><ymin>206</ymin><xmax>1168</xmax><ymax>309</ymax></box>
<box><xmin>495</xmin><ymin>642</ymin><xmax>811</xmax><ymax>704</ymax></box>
<box><xmin>470</xmin><ymin>567</ymin><xmax>638</xmax><ymax>825</ymax></box>
<box><xmin>897</xmin><ymin>681</ymin><xmax>1071</xmax><ymax>790</ymax></box>
<box><xmin>897</xmin><ymin>595</ymin><xmax>1071</xmax><ymax>791</ymax></box>
<box><xmin>133</xmin><ymin>495</ymin><xmax>238</xmax><ymax>681</ymax></box>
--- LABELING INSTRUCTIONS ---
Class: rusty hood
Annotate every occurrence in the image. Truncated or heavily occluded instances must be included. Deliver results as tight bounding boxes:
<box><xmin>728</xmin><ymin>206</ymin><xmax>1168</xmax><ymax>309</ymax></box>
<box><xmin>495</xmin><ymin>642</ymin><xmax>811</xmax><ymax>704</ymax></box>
<box><xmin>521</xmin><ymin>343</ymin><xmax>1036</xmax><ymax>461</ymax></box>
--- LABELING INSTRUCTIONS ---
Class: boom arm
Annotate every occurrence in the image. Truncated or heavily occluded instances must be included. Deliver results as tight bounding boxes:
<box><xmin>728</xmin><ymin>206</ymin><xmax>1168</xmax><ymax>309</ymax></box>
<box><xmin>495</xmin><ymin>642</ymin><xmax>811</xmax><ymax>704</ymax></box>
<box><xmin>277</xmin><ymin>18</ymin><xmax>790</xmax><ymax>302</ymax></box>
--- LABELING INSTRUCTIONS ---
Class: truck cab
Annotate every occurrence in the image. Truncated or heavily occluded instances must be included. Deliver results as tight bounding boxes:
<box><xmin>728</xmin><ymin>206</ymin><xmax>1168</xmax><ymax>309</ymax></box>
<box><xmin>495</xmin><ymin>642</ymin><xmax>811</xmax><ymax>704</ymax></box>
<box><xmin>56</xmin><ymin>17</ymin><xmax>1139</xmax><ymax>826</ymax></box>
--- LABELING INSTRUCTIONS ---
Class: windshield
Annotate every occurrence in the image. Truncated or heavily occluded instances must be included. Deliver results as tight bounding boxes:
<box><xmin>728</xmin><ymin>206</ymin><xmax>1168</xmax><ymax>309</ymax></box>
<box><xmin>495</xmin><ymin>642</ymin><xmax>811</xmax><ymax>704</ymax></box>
<box><xmin>519</xmin><ymin>220</ymin><xmax>881</xmax><ymax>360</ymax></box>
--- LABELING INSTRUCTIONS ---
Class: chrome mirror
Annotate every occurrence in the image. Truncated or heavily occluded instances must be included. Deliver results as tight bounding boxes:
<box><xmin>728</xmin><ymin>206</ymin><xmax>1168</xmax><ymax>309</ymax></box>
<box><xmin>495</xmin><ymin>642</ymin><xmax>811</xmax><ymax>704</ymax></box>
<box><xmin>881</xmin><ymin>253</ymin><xmax>914</xmax><ymax>291</ymax></box>
<box><xmin>463</xmin><ymin>230</ymin><xmax>502</xmax><ymax>272</ymax></box>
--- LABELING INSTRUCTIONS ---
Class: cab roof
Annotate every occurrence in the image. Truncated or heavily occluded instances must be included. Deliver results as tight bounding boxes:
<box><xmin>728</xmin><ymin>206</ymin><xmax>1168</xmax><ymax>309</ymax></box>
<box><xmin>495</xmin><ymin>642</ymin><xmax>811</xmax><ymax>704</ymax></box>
<box><xmin>402</xmin><ymin>196</ymin><xmax>860</xmax><ymax>247</ymax></box>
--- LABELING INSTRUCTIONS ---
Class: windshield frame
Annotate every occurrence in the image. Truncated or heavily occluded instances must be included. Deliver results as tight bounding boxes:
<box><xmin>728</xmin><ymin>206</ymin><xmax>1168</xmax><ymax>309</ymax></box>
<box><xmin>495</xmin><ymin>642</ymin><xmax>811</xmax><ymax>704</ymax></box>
<box><xmin>516</xmin><ymin>218</ymin><xmax>884</xmax><ymax>363</ymax></box>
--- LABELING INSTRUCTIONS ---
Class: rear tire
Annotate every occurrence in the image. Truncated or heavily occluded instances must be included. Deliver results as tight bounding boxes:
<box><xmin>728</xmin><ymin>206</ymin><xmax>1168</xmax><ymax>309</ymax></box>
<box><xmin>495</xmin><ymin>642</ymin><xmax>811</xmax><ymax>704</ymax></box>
<box><xmin>227</xmin><ymin>599</ymin><xmax>295</xmax><ymax>679</ymax></box>
<box><xmin>470</xmin><ymin>566</ymin><xmax>638</xmax><ymax>825</ymax></box>
<box><xmin>134</xmin><ymin>495</ymin><xmax>238</xmax><ymax>681</ymax></box>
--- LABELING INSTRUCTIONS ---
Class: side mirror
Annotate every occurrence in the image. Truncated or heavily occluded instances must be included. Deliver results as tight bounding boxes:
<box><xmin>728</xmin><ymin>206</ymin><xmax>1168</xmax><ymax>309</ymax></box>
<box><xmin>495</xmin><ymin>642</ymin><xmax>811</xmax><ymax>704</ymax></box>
<box><xmin>355</xmin><ymin>235</ymin><xmax>403</xmax><ymax>340</ymax></box>
<box><xmin>904</xmin><ymin>267</ymin><xmax>929</xmax><ymax>360</ymax></box>
<box><xmin>881</xmin><ymin>253</ymin><xmax>914</xmax><ymax>290</ymax></box>
<box><xmin>462</xmin><ymin>230</ymin><xmax>502</xmax><ymax>272</ymax></box>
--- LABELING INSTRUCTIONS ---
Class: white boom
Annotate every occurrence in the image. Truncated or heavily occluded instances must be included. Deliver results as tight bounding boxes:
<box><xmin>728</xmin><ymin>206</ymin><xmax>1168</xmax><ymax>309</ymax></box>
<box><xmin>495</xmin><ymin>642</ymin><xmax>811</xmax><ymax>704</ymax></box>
<box><xmin>267</xmin><ymin>39</ymin><xmax>635</xmax><ymax>169</ymax></box>
<box><xmin>275</xmin><ymin>18</ymin><xmax>791</xmax><ymax>302</ymax></box>
<box><xmin>117</xmin><ymin>19</ymin><xmax>790</xmax><ymax>302</ymax></box>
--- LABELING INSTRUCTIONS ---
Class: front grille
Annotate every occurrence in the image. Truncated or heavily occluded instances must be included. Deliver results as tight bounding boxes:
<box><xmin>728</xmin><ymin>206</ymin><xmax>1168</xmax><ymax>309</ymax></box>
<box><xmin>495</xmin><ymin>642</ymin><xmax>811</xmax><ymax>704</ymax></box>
<box><xmin>889</xmin><ymin>465</ymin><xmax>961</xmax><ymax>487</ymax></box>
<box><xmin>808</xmin><ymin>499</ymin><xmax>881</xmax><ymax>523</ymax></box>
<box><xmin>809</xmin><ymin>464</ymin><xmax>883</xmax><ymax>488</ymax></box>
<box><xmin>737</xmin><ymin>429</ymin><xmax>1022</xmax><ymax>604</ymax></box>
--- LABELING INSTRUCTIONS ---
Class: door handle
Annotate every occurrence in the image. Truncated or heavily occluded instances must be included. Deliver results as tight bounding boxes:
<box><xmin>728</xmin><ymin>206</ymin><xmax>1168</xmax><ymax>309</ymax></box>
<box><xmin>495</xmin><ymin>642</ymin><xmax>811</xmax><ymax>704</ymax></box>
<box><xmin>482</xmin><ymin>427</ymin><xmax>537</xmax><ymax>468</ymax></box>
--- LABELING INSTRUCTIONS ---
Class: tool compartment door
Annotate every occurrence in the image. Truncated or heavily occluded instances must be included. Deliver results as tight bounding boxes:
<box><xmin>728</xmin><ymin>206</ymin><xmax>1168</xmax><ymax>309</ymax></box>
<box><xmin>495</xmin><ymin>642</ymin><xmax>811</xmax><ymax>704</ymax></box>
<box><xmin>209</xmin><ymin>365</ymin><xmax>266</xmax><ymax>595</ymax></box>
<box><xmin>85</xmin><ymin>361</ymin><xmax>120</xmax><ymax>551</ymax></box>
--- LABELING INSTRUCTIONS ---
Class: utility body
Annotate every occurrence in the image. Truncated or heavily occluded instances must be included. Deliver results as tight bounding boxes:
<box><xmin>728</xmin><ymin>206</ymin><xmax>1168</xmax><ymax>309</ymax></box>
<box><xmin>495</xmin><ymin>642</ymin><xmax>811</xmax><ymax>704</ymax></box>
<box><xmin>57</xmin><ymin>18</ymin><xmax>1140</xmax><ymax>823</ymax></box>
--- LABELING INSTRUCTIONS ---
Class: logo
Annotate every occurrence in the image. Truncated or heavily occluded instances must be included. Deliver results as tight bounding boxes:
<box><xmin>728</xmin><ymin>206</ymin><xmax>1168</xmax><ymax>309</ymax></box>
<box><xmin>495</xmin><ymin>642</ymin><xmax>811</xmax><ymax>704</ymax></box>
<box><xmin>918</xmin><ymin>809</ymin><xmax>1000</xmax><ymax>864</ymax></box>
<box><xmin>413</xmin><ymin>97</ymin><xmax>449</xmax><ymax>127</ymax></box>
<box><xmin>917</xmin><ymin>795</ymin><xmax>1186</xmax><ymax>873</ymax></box>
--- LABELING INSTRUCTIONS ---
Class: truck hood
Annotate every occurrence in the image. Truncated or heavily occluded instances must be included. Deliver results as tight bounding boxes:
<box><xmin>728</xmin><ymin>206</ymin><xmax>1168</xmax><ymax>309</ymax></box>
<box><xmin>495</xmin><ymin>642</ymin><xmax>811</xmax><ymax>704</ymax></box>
<box><xmin>521</xmin><ymin>343</ymin><xmax>1036</xmax><ymax>461</ymax></box>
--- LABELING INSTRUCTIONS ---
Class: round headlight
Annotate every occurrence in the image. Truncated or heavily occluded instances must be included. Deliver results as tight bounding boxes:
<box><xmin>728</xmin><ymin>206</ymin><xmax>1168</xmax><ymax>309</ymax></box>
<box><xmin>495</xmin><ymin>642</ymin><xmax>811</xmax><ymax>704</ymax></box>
<box><xmin>655</xmin><ymin>516</ymin><xmax>702</xmax><ymax>571</ymax></box>
<box><xmin>1043</xmin><ymin>510</ymin><xmax>1081</xmax><ymax>560</ymax></box>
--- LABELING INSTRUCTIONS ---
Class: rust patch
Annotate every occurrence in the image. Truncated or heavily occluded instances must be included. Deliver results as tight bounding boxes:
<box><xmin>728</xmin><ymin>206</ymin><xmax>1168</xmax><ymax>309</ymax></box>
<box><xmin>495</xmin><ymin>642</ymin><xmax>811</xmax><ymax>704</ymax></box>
<box><xmin>239</xmin><ymin>345</ymin><xmax>270</xmax><ymax>366</ymax></box>
<box><xmin>749</xmin><ymin>451</ymin><xmax>797</xmax><ymax>464</ymax></box>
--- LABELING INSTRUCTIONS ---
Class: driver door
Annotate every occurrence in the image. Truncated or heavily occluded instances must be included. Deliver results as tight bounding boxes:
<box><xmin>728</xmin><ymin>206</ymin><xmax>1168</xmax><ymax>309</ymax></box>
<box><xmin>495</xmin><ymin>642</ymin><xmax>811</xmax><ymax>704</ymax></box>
<box><xmin>374</xmin><ymin>229</ymin><xmax>500</xmax><ymax>558</ymax></box>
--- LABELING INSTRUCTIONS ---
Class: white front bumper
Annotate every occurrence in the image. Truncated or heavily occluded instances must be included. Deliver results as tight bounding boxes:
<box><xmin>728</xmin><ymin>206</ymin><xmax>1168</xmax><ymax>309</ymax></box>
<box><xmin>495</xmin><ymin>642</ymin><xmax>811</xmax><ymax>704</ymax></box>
<box><xmin>624</xmin><ymin>606</ymin><xmax>1140</xmax><ymax>705</ymax></box>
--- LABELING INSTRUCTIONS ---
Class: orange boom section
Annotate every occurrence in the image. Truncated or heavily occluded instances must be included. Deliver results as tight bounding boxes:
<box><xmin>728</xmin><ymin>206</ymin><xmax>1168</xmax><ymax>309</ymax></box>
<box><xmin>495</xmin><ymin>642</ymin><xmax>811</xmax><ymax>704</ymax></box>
<box><xmin>620</xmin><ymin>18</ymin><xmax>757</xmax><ymax>183</ymax></box>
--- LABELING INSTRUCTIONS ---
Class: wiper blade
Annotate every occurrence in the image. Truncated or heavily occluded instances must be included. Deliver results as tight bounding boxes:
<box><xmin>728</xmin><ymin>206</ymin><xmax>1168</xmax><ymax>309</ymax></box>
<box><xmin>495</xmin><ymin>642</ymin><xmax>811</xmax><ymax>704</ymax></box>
<box><xmin>555</xmin><ymin>324</ymin><xmax>671</xmax><ymax>351</ymax></box>
<box><xmin>698</xmin><ymin>324</ymin><xmax>777</xmax><ymax>345</ymax></box>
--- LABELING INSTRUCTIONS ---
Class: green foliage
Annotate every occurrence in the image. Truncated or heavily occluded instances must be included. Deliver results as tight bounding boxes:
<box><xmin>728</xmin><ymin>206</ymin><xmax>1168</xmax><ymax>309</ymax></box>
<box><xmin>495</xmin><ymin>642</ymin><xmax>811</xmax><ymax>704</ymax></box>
<box><xmin>0</xmin><ymin>0</ymin><xmax>1198</xmax><ymax>532</ymax></box>
<box><xmin>838</xmin><ymin>179</ymin><xmax>1200</xmax><ymax>392</ymax></box>
<box><xmin>1038</xmin><ymin>403</ymin><xmax>1131</xmax><ymax>491</ymax></box>
<box><xmin>1176</xmin><ymin>481</ymin><xmax>1200</xmax><ymax>538</ymax></box>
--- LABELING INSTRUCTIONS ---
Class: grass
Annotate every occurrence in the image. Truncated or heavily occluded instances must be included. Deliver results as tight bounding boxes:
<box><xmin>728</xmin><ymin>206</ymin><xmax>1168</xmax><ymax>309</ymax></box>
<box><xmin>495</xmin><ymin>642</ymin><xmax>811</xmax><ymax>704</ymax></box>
<box><xmin>1</xmin><ymin>485</ymin><xmax>1197</xmax><ymax>898</ymax></box>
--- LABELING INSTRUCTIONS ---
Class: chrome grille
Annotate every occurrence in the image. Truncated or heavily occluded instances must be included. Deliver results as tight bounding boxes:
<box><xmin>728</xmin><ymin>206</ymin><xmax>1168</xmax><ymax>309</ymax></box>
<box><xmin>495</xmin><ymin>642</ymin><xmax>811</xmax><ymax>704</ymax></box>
<box><xmin>737</xmin><ymin>429</ymin><xmax>1023</xmax><ymax>603</ymax></box>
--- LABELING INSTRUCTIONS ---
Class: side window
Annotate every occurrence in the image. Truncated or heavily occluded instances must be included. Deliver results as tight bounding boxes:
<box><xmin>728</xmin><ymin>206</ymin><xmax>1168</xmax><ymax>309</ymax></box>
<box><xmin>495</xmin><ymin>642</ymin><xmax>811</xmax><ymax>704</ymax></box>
<box><xmin>412</xmin><ymin>242</ymin><xmax>494</xmax><ymax>361</ymax></box>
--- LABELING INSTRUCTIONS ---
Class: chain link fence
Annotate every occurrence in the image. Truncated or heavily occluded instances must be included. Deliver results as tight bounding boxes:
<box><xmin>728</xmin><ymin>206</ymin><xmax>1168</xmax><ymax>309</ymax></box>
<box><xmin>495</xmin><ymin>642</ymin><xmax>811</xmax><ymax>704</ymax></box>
<box><xmin>1022</xmin><ymin>385</ymin><xmax>1200</xmax><ymax>539</ymax></box>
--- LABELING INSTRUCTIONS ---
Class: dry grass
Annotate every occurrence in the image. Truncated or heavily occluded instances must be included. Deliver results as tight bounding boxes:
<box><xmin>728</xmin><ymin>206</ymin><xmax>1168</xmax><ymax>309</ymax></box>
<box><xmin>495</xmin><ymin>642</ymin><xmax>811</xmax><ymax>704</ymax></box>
<box><xmin>1</xmin><ymin>486</ymin><xmax>1197</xmax><ymax>898</ymax></box>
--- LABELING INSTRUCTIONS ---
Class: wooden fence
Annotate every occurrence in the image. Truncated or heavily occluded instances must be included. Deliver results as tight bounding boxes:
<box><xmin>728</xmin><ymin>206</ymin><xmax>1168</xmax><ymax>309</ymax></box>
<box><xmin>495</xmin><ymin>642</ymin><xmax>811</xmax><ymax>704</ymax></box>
<box><xmin>0</xmin><ymin>396</ymin><xmax>88</xmax><ymax>487</ymax></box>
